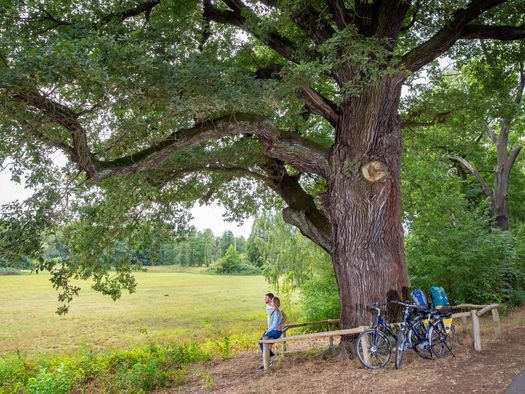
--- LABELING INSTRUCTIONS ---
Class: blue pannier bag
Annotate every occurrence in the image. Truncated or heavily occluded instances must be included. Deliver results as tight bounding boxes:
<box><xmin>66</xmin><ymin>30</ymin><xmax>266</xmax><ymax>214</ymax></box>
<box><xmin>411</xmin><ymin>289</ymin><xmax>428</xmax><ymax>308</ymax></box>
<box><xmin>429</xmin><ymin>286</ymin><xmax>450</xmax><ymax>310</ymax></box>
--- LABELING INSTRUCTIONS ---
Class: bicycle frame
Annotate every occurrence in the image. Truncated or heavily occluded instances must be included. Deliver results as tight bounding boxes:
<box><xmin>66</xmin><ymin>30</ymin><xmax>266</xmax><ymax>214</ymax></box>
<box><xmin>373</xmin><ymin>314</ymin><xmax>398</xmax><ymax>342</ymax></box>
<box><xmin>399</xmin><ymin>307</ymin><xmax>432</xmax><ymax>350</ymax></box>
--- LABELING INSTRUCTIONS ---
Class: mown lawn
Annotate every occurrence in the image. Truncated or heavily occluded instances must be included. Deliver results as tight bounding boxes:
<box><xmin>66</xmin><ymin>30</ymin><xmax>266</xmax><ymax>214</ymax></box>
<box><xmin>0</xmin><ymin>267</ymin><xmax>270</xmax><ymax>354</ymax></box>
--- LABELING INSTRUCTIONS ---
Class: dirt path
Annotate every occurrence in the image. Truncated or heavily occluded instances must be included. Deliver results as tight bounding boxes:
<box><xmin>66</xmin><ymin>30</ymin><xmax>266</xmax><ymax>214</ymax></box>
<box><xmin>162</xmin><ymin>310</ymin><xmax>525</xmax><ymax>393</ymax></box>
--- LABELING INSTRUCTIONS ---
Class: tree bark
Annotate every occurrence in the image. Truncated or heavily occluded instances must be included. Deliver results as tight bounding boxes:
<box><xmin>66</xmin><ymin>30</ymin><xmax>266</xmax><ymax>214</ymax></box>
<box><xmin>326</xmin><ymin>76</ymin><xmax>409</xmax><ymax>350</ymax></box>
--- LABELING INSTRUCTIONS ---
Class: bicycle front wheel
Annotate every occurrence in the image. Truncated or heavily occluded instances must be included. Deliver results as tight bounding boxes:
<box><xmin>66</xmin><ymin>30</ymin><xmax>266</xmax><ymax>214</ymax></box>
<box><xmin>394</xmin><ymin>332</ymin><xmax>405</xmax><ymax>369</ymax></box>
<box><xmin>355</xmin><ymin>329</ymin><xmax>392</xmax><ymax>369</ymax></box>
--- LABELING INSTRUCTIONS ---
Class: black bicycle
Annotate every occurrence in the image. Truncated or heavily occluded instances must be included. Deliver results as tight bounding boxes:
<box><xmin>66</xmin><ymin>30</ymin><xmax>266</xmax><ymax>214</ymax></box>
<box><xmin>355</xmin><ymin>303</ymin><xmax>398</xmax><ymax>369</ymax></box>
<box><xmin>392</xmin><ymin>300</ymin><xmax>453</xmax><ymax>369</ymax></box>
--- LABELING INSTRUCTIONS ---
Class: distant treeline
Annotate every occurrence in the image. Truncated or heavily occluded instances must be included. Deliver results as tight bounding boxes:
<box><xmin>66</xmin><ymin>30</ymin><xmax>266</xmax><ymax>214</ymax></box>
<box><xmin>0</xmin><ymin>228</ymin><xmax>256</xmax><ymax>269</ymax></box>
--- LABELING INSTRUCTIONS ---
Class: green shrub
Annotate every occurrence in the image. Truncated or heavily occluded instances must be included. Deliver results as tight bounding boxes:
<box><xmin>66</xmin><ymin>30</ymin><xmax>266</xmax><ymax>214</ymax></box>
<box><xmin>208</xmin><ymin>245</ymin><xmax>260</xmax><ymax>275</ymax></box>
<box><xmin>508</xmin><ymin>288</ymin><xmax>525</xmax><ymax>307</ymax></box>
<box><xmin>406</xmin><ymin>196</ymin><xmax>525</xmax><ymax>305</ymax></box>
<box><xmin>26</xmin><ymin>364</ymin><xmax>76</xmax><ymax>394</ymax></box>
<box><xmin>300</xmin><ymin>271</ymin><xmax>340</xmax><ymax>324</ymax></box>
<box><xmin>0</xmin><ymin>267</ymin><xmax>22</xmax><ymax>275</ymax></box>
<box><xmin>0</xmin><ymin>354</ymin><xmax>34</xmax><ymax>393</ymax></box>
<box><xmin>0</xmin><ymin>341</ymin><xmax>214</xmax><ymax>393</ymax></box>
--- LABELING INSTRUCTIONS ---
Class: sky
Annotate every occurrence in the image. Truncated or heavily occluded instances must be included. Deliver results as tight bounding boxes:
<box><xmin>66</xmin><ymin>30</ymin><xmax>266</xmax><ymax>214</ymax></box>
<box><xmin>0</xmin><ymin>169</ymin><xmax>254</xmax><ymax>238</ymax></box>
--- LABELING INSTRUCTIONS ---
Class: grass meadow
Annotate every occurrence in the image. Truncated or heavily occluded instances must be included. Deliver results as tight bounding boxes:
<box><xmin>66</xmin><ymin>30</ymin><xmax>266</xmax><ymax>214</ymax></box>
<box><xmin>0</xmin><ymin>267</ymin><xmax>270</xmax><ymax>355</ymax></box>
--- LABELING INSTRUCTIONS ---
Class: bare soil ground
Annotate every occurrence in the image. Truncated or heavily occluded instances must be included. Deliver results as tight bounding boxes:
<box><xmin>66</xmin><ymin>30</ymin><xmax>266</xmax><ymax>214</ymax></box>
<box><xmin>162</xmin><ymin>307</ymin><xmax>525</xmax><ymax>394</ymax></box>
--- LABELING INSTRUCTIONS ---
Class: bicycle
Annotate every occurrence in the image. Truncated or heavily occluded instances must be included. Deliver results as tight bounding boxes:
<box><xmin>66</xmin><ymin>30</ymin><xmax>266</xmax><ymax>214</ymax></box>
<box><xmin>423</xmin><ymin>307</ymin><xmax>457</xmax><ymax>358</ymax></box>
<box><xmin>355</xmin><ymin>303</ymin><xmax>398</xmax><ymax>369</ymax></box>
<box><xmin>392</xmin><ymin>300</ymin><xmax>454</xmax><ymax>369</ymax></box>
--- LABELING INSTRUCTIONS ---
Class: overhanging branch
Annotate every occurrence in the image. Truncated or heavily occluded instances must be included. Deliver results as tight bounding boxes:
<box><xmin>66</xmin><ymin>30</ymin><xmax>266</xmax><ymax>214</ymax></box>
<box><xmin>460</xmin><ymin>24</ymin><xmax>525</xmax><ymax>40</ymax></box>
<box><xmin>484</xmin><ymin>121</ymin><xmax>498</xmax><ymax>144</ymax></box>
<box><xmin>504</xmin><ymin>145</ymin><xmax>522</xmax><ymax>180</ymax></box>
<box><xmin>11</xmin><ymin>92</ymin><xmax>331</xmax><ymax>181</ymax></box>
<box><xmin>99</xmin><ymin>113</ymin><xmax>330</xmax><ymax>180</ymax></box>
<box><xmin>403</xmin><ymin>0</ymin><xmax>509</xmax><ymax>72</ymax></box>
<box><xmin>12</xmin><ymin>87</ymin><xmax>99</xmax><ymax>178</ymax></box>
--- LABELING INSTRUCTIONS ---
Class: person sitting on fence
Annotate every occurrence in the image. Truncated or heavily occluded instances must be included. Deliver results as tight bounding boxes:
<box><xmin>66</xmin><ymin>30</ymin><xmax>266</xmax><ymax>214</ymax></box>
<box><xmin>257</xmin><ymin>297</ymin><xmax>284</xmax><ymax>369</ymax></box>
<box><xmin>265</xmin><ymin>293</ymin><xmax>287</xmax><ymax>330</ymax></box>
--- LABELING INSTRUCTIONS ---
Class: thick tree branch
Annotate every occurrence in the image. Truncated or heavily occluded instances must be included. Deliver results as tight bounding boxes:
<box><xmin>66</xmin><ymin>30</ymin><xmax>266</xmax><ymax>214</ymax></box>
<box><xmin>403</xmin><ymin>0</ymin><xmax>508</xmax><ymax>72</ymax></box>
<box><xmin>484</xmin><ymin>121</ymin><xmax>498</xmax><ymax>144</ymax></box>
<box><xmin>353</xmin><ymin>0</ymin><xmax>383</xmax><ymax>36</ymax></box>
<box><xmin>11</xmin><ymin>92</ymin><xmax>331</xmax><ymax>181</ymax></box>
<box><xmin>255</xmin><ymin>63</ymin><xmax>339</xmax><ymax>126</ymax></box>
<box><xmin>203</xmin><ymin>0</ymin><xmax>299</xmax><ymax>63</ymax></box>
<box><xmin>504</xmin><ymin>145</ymin><xmax>522</xmax><ymax>180</ymax></box>
<box><xmin>376</xmin><ymin>0</ymin><xmax>412</xmax><ymax>39</ymax></box>
<box><xmin>263</xmin><ymin>160</ymin><xmax>332</xmax><ymax>253</ymax></box>
<box><xmin>460</xmin><ymin>24</ymin><xmax>525</xmax><ymax>40</ymax></box>
<box><xmin>12</xmin><ymin>88</ymin><xmax>98</xmax><ymax>178</ymax></box>
<box><xmin>297</xmin><ymin>87</ymin><xmax>340</xmax><ymax>126</ymax></box>
<box><xmin>449</xmin><ymin>155</ymin><xmax>493</xmax><ymax>198</ymax></box>
<box><xmin>401</xmin><ymin>110</ymin><xmax>452</xmax><ymax>128</ymax></box>
<box><xmin>516</xmin><ymin>62</ymin><xmax>525</xmax><ymax>105</ymax></box>
<box><xmin>99</xmin><ymin>114</ymin><xmax>330</xmax><ymax>179</ymax></box>
<box><xmin>97</xmin><ymin>0</ymin><xmax>160</xmax><ymax>26</ymax></box>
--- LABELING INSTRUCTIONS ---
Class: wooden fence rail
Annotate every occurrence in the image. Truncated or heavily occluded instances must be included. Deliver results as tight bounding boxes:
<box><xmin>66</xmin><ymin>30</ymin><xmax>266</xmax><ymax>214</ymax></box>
<box><xmin>260</xmin><ymin>304</ymin><xmax>501</xmax><ymax>371</ymax></box>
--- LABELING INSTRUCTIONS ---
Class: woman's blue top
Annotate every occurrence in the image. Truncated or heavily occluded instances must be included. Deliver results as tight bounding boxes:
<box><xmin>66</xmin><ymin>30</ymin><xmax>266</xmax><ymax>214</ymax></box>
<box><xmin>266</xmin><ymin>309</ymin><xmax>282</xmax><ymax>332</ymax></box>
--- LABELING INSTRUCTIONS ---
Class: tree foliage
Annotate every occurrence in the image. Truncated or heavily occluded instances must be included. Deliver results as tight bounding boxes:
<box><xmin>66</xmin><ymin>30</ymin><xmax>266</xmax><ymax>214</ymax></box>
<box><xmin>1</xmin><ymin>0</ymin><xmax>525</xmax><ymax>314</ymax></box>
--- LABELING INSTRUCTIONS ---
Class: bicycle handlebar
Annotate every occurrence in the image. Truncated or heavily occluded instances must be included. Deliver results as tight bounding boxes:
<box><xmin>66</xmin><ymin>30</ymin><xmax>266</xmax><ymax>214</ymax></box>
<box><xmin>389</xmin><ymin>300</ymin><xmax>430</xmax><ymax>313</ymax></box>
<box><xmin>368</xmin><ymin>303</ymin><xmax>386</xmax><ymax>313</ymax></box>
<box><xmin>389</xmin><ymin>300</ymin><xmax>417</xmax><ymax>308</ymax></box>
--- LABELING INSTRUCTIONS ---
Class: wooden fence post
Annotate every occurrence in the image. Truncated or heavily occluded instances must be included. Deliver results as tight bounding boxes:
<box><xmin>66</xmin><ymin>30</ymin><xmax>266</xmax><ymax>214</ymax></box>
<box><xmin>282</xmin><ymin>331</ymin><xmax>287</xmax><ymax>357</ymax></box>
<box><xmin>471</xmin><ymin>310</ymin><xmax>481</xmax><ymax>351</ymax></box>
<box><xmin>461</xmin><ymin>316</ymin><xmax>468</xmax><ymax>344</ymax></box>
<box><xmin>328</xmin><ymin>324</ymin><xmax>334</xmax><ymax>350</ymax></box>
<box><xmin>491</xmin><ymin>308</ymin><xmax>501</xmax><ymax>339</ymax></box>
<box><xmin>263</xmin><ymin>342</ymin><xmax>271</xmax><ymax>371</ymax></box>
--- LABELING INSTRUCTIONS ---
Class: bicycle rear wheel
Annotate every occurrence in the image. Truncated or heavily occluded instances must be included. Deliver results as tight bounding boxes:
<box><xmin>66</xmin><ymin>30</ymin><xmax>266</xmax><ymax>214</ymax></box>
<box><xmin>394</xmin><ymin>332</ymin><xmax>405</xmax><ymax>369</ymax></box>
<box><xmin>430</xmin><ymin>322</ymin><xmax>456</xmax><ymax>357</ymax></box>
<box><xmin>355</xmin><ymin>330</ymin><xmax>392</xmax><ymax>369</ymax></box>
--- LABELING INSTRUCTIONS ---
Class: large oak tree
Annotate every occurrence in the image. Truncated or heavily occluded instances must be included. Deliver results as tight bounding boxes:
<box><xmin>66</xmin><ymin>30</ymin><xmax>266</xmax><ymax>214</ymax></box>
<box><xmin>1</xmin><ymin>1</ymin><xmax>525</xmax><ymax>337</ymax></box>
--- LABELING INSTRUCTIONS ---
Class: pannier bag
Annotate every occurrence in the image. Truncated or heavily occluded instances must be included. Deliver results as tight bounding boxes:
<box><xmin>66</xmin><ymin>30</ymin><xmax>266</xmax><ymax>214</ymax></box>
<box><xmin>411</xmin><ymin>288</ymin><xmax>428</xmax><ymax>308</ymax></box>
<box><xmin>429</xmin><ymin>286</ymin><xmax>450</xmax><ymax>310</ymax></box>
<box><xmin>442</xmin><ymin>318</ymin><xmax>454</xmax><ymax>334</ymax></box>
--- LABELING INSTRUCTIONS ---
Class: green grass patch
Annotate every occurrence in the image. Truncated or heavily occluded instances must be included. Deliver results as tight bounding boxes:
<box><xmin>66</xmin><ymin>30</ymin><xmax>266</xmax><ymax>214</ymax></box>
<box><xmin>0</xmin><ymin>267</ymin><xmax>273</xmax><ymax>392</ymax></box>
<box><xmin>0</xmin><ymin>268</ymin><xmax>270</xmax><ymax>354</ymax></box>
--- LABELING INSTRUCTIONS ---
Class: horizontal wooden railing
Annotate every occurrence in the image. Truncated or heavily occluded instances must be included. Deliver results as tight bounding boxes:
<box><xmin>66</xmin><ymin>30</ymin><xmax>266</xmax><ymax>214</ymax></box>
<box><xmin>259</xmin><ymin>304</ymin><xmax>501</xmax><ymax>371</ymax></box>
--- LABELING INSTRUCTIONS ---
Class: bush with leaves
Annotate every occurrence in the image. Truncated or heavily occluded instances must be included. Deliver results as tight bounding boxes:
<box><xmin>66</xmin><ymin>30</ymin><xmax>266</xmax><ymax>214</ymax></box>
<box><xmin>403</xmin><ymin>151</ymin><xmax>525</xmax><ymax>305</ymax></box>
<box><xmin>208</xmin><ymin>245</ymin><xmax>260</xmax><ymax>275</ymax></box>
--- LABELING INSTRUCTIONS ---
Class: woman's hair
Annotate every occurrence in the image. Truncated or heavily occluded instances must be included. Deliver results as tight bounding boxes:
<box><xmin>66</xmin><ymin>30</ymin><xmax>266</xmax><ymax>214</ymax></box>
<box><xmin>272</xmin><ymin>297</ymin><xmax>281</xmax><ymax>319</ymax></box>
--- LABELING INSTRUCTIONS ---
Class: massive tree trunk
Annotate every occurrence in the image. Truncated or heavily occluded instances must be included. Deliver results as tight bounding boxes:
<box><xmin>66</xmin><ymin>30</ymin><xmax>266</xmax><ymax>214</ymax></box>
<box><xmin>326</xmin><ymin>76</ymin><xmax>409</xmax><ymax>342</ymax></box>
